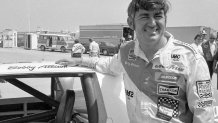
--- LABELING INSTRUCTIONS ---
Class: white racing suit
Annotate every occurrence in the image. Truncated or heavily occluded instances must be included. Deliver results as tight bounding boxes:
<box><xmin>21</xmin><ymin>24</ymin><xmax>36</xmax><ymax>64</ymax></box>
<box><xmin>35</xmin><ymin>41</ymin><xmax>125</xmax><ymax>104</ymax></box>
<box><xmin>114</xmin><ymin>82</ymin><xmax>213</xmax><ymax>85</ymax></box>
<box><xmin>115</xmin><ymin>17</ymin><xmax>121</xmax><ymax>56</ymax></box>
<box><xmin>82</xmin><ymin>32</ymin><xmax>215</xmax><ymax>123</ymax></box>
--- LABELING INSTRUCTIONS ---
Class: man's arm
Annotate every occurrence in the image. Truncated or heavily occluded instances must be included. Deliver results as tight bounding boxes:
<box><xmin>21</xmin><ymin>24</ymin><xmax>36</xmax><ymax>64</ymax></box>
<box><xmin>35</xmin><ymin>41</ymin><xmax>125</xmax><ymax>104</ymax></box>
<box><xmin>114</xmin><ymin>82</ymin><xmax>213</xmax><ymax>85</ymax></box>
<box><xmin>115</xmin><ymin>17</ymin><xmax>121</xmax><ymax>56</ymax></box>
<box><xmin>56</xmin><ymin>53</ymin><xmax>123</xmax><ymax>76</ymax></box>
<box><xmin>187</xmin><ymin>56</ymin><xmax>215</xmax><ymax>123</ymax></box>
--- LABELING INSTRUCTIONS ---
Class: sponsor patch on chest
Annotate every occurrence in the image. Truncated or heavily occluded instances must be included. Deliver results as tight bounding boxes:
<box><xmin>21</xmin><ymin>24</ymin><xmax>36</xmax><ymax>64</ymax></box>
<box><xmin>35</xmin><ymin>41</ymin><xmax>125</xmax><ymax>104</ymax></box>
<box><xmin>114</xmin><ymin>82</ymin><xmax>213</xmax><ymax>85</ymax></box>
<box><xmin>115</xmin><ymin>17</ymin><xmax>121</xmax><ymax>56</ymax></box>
<box><xmin>155</xmin><ymin>72</ymin><xmax>181</xmax><ymax>83</ymax></box>
<box><xmin>157</xmin><ymin>84</ymin><xmax>179</xmax><ymax>96</ymax></box>
<box><xmin>128</xmin><ymin>48</ymin><xmax>137</xmax><ymax>60</ymax></box>
<box><xmin>125</xmin><ymin>89</ymin><xmax>134</xmax><ymax>99</ymax></box>
<box><xmin>171</xmin><ymin>54</ymin><xmax>181</xmax><ymax>62</ymax></box>
<box><xmin>156</xmin><ymin>97</ymin><xmax>179</xmax><ymax>121</ymax></box>
<box><xmin>152</xmin><ymin>63</ymin><xmax>184</xmax><ymax>72</ymax></box>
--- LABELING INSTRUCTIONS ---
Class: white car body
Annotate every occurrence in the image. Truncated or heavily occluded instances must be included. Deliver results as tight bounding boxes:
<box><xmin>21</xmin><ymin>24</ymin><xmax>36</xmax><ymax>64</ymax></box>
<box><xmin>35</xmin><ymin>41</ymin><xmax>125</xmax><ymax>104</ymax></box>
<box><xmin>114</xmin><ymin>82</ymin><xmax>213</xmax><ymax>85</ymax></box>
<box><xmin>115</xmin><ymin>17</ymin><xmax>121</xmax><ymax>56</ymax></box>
<box><xmin>0</xmin><ymin>62</ymin><xmax>129</xmax><ymax>123</ymax></box>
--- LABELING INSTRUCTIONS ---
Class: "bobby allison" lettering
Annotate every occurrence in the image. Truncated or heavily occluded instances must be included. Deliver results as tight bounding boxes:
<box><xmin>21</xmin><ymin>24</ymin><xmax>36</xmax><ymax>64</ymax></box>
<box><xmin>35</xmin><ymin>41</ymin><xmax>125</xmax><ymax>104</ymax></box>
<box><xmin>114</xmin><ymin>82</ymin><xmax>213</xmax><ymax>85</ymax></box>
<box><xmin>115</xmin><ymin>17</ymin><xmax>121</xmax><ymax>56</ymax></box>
<box><xmin>8</xmin><ymin>66</ymin><xmax>36</xmax><ymax>71</ymax></box>
<box><xmin>8</xmin><ymin>65</ymin><xmax>67</xmax><ymax>71</ymax></box>
<box><xmin>38</xmin><ymin>65</ymin><xmax>67</xmax><ymax>69</ymax></box>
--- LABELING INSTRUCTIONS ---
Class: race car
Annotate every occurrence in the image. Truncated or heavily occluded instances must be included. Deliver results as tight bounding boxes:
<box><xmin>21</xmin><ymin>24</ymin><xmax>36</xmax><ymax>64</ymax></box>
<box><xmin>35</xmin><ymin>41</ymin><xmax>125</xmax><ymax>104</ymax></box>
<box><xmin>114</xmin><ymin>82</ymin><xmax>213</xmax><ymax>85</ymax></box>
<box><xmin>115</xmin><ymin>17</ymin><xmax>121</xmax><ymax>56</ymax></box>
<box><xmin>0</xmin><ymin>62</ymin><xmax>129</xmax><ymax>123</ymax></box>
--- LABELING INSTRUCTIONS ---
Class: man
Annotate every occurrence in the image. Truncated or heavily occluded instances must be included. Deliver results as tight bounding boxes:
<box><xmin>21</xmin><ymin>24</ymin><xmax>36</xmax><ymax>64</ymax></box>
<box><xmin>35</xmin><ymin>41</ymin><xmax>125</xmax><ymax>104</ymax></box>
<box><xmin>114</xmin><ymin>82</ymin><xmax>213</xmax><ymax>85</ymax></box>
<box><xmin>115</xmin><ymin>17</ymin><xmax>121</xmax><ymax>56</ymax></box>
<box><xmin>88</xmin><ymin>38</ymin><xmax>100</xmax><ymax>57</ymax></box>
<box><xmin>56</xmin><ymin>0</ymin><xmax>215</xmax><ymax>122</ymax></box>
<box><xmin>118</xmin><ymin>37</ymin><xmax>126</xmax><ymax>50</ymax></box>
<box><xmin>200</xmin><ymin>29</ymin><xmax>207</xmax><ymax>43</ymax></box>
<box><xmin>71</xmin><ymin>39</ymin><xmax>85</xmax><ymax>58</ymax></box>
<box><xmin>202</xmin><ymin>32</ymin><xmax>218</xmax><ymax>78</ymax></box>
<box><xmin>191</xmin><ymin>34</ymin><xmax>204</xmax><ymax>55</ymax></box>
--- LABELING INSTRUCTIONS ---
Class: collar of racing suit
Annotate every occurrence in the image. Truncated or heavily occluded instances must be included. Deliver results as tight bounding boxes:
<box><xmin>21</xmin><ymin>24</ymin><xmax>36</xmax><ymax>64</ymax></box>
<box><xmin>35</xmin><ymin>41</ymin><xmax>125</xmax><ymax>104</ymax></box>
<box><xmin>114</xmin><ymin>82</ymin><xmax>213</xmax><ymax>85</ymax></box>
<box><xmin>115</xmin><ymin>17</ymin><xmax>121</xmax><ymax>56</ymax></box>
<box><xmin>133</xmin><ymin>31</ymin><xmax>174</xmax><ymax>67</ymax></box>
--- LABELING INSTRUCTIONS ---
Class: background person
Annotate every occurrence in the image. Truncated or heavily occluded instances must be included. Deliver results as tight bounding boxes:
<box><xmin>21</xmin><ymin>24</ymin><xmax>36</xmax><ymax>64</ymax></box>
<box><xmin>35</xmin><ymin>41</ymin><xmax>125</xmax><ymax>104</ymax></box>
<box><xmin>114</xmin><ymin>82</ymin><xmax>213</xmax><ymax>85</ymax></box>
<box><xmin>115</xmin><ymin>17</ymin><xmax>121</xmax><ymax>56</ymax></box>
<box><xmin>88</xmin><ymin>38</ymin><xmax>100</xmax><ymax>57</ymax></box>
<box><xmin>56</xmin><ymin>0</ymin><xmax>215</xmax><ymax>122</ymax></box>
<box><xmin>202</xmin><ymin>32</ymin><xmax>218</xmax><ymax>78</ymax></box>
<box><xmin>200</xmin><ymin>29</ymin><xmax>207</xmax><ymax>43</ymax></box>
<box><xmin>191</xmin><ymin>34</ymin><xmax>204</xmax><ymax>55</ymax></box>
<box><xmin>118</xmin><ymin>37</ymin><xmax>126</xmax><ymax>50</ymax></box>
<box><xmin>71</xmin><ymin>39</ymin><xmax>85</xmax><ymax>58</ymax></box>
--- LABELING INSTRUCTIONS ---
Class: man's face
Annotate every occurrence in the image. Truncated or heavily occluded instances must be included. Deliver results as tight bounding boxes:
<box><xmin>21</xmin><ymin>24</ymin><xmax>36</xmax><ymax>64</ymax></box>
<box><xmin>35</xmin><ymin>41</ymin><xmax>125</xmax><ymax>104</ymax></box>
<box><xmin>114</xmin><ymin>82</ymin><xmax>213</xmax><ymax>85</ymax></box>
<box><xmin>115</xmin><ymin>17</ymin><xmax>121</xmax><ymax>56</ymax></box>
<box><xmin>134</xmin><ymin>9</ymin><xmax>166</xmax><ymax>46</ymax></box>
<box><xmin>201</xmin><ymin>34</ymin><xmax>206</xmax><ymax>39</ymax></box>
<box><xmin>195</xmin><ymin>36</ymin><xmax>202</xmax><ymax>44</ymax></box>
<box><xmin>210</xmin><ymin>38</ymin><xmax>216</xmax><ymax>43</ymax></box>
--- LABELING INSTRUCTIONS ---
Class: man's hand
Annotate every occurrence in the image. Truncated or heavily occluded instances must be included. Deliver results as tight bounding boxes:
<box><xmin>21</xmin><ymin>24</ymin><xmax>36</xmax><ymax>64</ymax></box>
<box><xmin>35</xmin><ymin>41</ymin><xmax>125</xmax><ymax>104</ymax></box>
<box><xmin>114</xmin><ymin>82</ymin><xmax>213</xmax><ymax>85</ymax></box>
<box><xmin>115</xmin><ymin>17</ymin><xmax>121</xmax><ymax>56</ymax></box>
<box><xmin>55</xmin><ymin>58</ymin><xmax>82</xmax><ymax>66</ymax></box>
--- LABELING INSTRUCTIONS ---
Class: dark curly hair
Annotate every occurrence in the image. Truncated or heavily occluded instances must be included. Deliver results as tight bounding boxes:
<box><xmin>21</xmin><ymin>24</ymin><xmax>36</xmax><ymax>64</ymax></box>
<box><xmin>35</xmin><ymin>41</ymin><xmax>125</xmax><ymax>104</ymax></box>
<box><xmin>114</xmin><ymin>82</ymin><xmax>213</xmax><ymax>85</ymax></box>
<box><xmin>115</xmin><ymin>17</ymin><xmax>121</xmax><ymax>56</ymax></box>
<box><xmin>127</xmin><ymin>0</ymin><xmax>171</xmax><ymax>18</ymax></box>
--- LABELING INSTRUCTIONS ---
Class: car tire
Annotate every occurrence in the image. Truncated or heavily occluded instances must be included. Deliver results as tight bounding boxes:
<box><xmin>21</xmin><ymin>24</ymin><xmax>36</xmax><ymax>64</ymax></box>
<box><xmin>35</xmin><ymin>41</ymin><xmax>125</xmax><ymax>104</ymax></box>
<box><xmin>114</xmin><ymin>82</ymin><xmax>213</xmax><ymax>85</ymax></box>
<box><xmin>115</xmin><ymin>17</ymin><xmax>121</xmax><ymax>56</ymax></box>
<box><xmin>40</xmin><ymin>45</ymin><xmax>45</xmax><ymax>51</ymax></box>
<box><xmin>103</xmin><ymin>49</ymin><xmax>108</xmax><ymax>56</ymax></box>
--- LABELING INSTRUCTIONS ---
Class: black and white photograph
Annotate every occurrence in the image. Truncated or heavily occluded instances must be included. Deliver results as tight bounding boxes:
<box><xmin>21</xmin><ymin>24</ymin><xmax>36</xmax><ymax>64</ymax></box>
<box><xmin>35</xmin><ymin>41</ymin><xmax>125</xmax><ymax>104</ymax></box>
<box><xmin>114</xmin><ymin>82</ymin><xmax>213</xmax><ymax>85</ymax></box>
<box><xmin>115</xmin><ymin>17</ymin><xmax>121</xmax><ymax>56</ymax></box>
<box><xmin>0</xmin><ymin>0</ymin><xmax>218</xmax><ymax>123</ymax></box>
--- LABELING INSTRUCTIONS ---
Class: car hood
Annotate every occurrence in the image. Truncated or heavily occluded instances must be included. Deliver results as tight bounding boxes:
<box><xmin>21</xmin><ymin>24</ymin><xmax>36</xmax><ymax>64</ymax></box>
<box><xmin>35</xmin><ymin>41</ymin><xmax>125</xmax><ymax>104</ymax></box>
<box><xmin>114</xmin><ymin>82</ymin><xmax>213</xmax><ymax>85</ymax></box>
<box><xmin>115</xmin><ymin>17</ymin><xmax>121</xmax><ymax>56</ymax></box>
<box><xmin>0</xmin><ymin>61</ymin><xmax>95</xmax><ymax>77</ymax></box>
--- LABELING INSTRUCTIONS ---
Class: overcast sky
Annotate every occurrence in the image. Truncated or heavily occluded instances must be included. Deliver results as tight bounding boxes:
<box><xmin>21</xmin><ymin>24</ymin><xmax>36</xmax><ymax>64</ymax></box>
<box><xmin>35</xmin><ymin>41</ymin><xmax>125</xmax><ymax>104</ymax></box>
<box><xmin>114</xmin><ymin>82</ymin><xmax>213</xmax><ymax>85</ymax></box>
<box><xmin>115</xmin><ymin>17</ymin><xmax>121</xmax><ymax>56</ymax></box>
<box><xmin>0</xmin><ymin>0</ymin><xmax>217</xmax><ymax>32</ymax></box>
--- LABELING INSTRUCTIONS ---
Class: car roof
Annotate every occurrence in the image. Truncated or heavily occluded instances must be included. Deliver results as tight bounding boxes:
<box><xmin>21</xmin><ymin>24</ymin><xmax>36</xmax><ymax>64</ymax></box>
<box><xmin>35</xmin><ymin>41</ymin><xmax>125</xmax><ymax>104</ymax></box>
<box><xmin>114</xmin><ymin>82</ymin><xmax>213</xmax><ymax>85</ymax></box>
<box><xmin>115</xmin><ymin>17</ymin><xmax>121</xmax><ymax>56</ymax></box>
<box><xmin>0</xmin><ymin>62</ymin><xmax>95</xmax><ymax>77</ymax></box>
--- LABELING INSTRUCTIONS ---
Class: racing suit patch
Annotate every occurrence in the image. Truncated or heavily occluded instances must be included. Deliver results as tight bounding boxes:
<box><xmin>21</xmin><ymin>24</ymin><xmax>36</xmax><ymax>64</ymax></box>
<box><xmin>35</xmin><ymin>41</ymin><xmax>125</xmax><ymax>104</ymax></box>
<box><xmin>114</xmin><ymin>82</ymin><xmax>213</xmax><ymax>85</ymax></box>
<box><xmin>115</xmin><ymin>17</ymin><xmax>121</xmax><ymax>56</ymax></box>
<box><xmin>125</xmin><ymin>89</ymin><xmax>134</xmax><ymax>99</ymax></box>
<box><xmin>128</xmin><ymin>48</ymin><xmax>137</xmax><ymax>60</ymax></box>
<box><xmin>157</xmin><ymin>84</ymin><xmax>179</xmax><ymax>96</ymax></box>
<box><xmin>171</xmin><ymin>54</ymin><xmax>181</xmax><ymax>62</ymax></box>
<box><xmin>156</xmin><ymin>97</ymin><xmax>179</xmax><ymax>121</ymax></box>
<box><xmin>196</xmin><ymin>80</ymin><xmax>212</xmax><ymax>98</ymax></box>
<box><xmin>196</xmin><ymin>100</ymin><xmax>213</xmax><ymax>108</ymax></box>
<box><xmin>152</xmin><ymin>64</ymin><xmax>184</xmax><ymax>72</ymax></box>
<box><xmin>155</xmin><ymin>72</ymin><xmax>179</xmax><ymax>83</ymax></box>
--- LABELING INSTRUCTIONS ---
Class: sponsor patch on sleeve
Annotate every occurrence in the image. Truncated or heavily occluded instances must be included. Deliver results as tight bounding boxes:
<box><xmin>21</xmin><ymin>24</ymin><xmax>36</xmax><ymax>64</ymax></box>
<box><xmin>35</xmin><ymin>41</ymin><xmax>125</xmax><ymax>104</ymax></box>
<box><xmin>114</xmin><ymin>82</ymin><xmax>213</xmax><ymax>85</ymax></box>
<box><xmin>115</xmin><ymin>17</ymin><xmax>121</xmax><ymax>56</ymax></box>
<box><xmin>196</xmin><ymin>100</ymin><xmax>213</xmax><ymax>108</ymax></box>
<box><xmin>196</xmin><ymin>80</ymin><xmax>212</xmax><ymax>98</ymax></box>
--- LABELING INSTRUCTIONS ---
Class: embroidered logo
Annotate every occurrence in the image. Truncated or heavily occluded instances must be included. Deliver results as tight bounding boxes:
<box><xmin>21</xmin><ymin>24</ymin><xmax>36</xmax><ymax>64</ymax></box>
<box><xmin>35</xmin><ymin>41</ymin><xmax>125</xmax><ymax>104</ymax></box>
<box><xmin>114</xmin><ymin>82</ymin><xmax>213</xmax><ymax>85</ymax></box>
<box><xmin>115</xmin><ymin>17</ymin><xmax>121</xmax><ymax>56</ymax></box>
<box><xmin>171</xmin><ymin>54</ymin><xmax>181</xmax><ymax>62</ymax></box>
<box><xmin>152</xmin><ymin>64</ymin><xmax>184</xmax><ymax>72</ymax></box>
<box><xmin>157</xmin><ymin>84</ymin><xmax>179</xmax><ymax>96</ymax></box>
<box><xmin>155</xmin><ymin>72</ymin><xmax>180</xmax><ymax>83</ymax></box>
<box><xmin>196</xmin><ymin>80</ymin><xmax>212</xmax><ymax>98</ymax></box>
<box><xmin>197</xmin><ymin>100</ymin><xmax>213</xmax><ymax>108</ymax></box>
<box><xmin>125</xmin><ymin>89</ymin><xmax>134</xmax><ymax>99</ymax></box>
<box><xmin>156</xmin><ymin>97</ymin><xmax>179</xmax><ymax>121</ymax></box>
<box><xmin>128</xmin><ymin>48</ymin><xmax>137</xmax><ymax>60</ymax></box>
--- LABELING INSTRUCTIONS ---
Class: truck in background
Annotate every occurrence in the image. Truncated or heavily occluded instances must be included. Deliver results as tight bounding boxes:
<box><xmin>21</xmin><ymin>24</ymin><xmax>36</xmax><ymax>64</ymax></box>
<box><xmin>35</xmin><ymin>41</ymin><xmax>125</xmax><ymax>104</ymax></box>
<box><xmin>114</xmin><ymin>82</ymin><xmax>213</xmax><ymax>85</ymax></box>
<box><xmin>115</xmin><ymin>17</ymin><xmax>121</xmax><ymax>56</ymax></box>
<box><xmin>79</xmin><ymin>24</ymin><xmax>134</xmax><ymax>55</ymax></box>
<box><xmin>37</xmin><ymin>34</ymin><xmax>74</xmax><ymax>52</ymax></box>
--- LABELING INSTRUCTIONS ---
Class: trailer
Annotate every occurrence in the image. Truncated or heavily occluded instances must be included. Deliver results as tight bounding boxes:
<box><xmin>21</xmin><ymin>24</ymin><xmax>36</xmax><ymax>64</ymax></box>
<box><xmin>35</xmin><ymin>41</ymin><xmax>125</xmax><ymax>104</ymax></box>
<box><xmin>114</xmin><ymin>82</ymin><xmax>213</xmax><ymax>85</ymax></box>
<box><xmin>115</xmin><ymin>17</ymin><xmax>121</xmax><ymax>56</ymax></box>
<box><xmin>24</xmin><ymin>33</ymin><xmax>38</xmax><ymax>50</ymax></box>
<box><xmin>1</xmin><ymin>29</ymin><xmax>17</xmax><ymax>48</ymax></box>
<box><xmin>79</xmin><ymin>24</ymin><xmax>134</xmax><ymax>45</ymax></box>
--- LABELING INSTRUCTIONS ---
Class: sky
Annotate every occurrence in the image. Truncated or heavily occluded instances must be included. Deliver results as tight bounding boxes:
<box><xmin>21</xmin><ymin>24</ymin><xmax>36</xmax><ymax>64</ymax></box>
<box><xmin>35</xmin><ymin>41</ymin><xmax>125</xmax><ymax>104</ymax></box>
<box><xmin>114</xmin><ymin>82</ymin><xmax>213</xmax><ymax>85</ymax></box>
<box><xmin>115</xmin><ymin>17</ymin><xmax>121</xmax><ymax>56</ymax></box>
<box><xmin>0</xmin><ymin>0</ymin><xmax>218</xmax><ymax>32</ymax></box>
